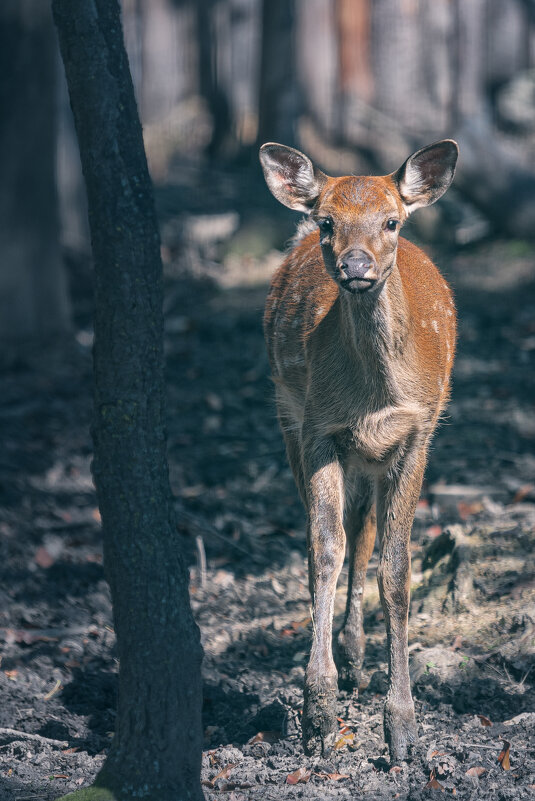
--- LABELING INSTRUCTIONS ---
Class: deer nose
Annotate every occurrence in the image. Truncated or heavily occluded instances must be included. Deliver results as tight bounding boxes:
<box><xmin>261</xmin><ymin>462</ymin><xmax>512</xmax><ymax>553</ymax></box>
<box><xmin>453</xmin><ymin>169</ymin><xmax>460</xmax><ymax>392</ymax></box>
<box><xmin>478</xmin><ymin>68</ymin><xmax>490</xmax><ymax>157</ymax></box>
<box><xmin>339</xmin><ymin>251</ymin><xmax>377</xmax><ymax>287</ymax></box>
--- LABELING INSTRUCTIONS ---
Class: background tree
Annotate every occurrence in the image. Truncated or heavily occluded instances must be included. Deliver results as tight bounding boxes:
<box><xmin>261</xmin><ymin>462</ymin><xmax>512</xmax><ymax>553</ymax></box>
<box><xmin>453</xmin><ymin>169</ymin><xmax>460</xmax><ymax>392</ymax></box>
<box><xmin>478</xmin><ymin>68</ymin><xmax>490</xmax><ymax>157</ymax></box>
<box><xmin>0</xmin><ymin>0</ymin><xmax>70</xmax><ymax>344</ymax></box>
<box><xmin>52</xmin><ymin>1</ymin><xmax>204</xmax><ymax>799</ymax></box>
<box><xmin>256</xmin><ymin>0</ymin><xmax>298</xmax><ymax>149</ymax></box>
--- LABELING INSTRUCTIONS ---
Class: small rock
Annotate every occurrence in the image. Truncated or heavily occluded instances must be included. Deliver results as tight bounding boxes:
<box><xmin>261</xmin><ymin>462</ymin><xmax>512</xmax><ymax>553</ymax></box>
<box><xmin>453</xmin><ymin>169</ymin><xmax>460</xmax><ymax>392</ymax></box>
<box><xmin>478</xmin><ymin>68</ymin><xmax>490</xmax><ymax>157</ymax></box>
<box><xmin>214</xmin><ymin>745</ymin><xmax>243</xmax><ymax>764</ymax></box>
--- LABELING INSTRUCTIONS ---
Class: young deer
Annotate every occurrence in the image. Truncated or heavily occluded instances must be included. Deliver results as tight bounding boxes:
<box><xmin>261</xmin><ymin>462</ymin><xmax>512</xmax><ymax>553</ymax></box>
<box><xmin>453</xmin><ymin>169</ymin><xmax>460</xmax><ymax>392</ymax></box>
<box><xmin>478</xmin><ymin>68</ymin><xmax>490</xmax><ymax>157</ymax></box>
<box><xmin>260</xmin><ymin>140</ymin><xmax>458</xmax><ymax>762</ymax></box>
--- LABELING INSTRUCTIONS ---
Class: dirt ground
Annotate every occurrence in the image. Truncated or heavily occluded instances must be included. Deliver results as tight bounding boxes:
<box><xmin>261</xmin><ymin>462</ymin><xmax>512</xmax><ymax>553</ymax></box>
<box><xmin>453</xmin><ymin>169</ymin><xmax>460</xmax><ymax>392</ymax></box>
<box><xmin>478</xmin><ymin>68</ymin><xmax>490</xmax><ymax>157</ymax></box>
<box><xmin>1</xmin><ymin>173</ymin><xmax>535</xmax><ymax>799</ymax></box>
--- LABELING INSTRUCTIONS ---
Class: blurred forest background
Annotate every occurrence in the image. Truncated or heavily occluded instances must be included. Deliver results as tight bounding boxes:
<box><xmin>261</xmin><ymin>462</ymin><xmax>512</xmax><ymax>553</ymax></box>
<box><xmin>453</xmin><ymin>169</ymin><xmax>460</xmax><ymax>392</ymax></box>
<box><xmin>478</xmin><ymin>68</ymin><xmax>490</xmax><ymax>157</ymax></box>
<box><xmin>2</xmin><ymin>2</ymin><xmax>535</xmax><ymax>799</ymax></box>
<box><xmin>3</xmin><ymin>0</ymin><xmax>535</xmax><ymax>342</ymax></box>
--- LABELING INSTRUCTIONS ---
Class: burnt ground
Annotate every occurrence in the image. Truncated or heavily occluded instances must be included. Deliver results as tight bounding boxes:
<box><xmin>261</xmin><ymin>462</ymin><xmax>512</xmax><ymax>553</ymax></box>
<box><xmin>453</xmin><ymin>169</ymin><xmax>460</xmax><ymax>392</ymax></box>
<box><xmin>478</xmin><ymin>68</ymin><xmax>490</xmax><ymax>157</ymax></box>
<box><xmin>1</xmin><ymin>184</ymin><xmax>535</xmax><ymax>800</ymax></box>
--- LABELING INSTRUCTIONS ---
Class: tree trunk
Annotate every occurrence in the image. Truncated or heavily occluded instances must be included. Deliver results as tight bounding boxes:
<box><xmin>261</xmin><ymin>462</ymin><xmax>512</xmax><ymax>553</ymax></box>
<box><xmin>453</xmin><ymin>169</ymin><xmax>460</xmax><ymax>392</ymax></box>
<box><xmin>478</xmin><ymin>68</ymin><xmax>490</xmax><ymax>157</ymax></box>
<box><xmin>257</xmin><ymin>0</ymin><xmax>298</xmax><ymax>148</ymax></box>
<box><xmin>52</xmin><ymin>2</ymin><xmax>204</xmax><ymax>800</ymax></box>
<box><xmin>0</xmin><ymin>0</ymin><xmax>70</xmax><ymax>344</ymax></box>
<box><xmin>197</xmin><ymin>0</ymin><xmax>233</xmax><ymax>159</ymax></box>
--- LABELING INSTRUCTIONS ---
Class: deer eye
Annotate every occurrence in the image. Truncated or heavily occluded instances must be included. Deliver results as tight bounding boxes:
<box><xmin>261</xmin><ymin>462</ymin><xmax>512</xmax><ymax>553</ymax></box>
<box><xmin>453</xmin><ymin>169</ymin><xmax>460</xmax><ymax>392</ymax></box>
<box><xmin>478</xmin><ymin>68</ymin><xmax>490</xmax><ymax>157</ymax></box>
<box><xmin>386</xmin><ymin>219</ymin><xmax>399</xmax><ymax>232</ymax></box>
<box><xmin>318</xmin><ymin>217</ymin><xmax>333</xmax><ymax>237</ymax></box>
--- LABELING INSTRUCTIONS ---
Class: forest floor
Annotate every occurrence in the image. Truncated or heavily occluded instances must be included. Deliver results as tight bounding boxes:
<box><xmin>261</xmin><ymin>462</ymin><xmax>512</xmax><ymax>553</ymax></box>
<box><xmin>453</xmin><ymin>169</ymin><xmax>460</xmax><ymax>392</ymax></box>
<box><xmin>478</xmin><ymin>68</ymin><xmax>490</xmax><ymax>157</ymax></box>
<box><xmin>1</xmin><ymin>170</ymin><xmax>535</xmax><ymax>800</ymax></box>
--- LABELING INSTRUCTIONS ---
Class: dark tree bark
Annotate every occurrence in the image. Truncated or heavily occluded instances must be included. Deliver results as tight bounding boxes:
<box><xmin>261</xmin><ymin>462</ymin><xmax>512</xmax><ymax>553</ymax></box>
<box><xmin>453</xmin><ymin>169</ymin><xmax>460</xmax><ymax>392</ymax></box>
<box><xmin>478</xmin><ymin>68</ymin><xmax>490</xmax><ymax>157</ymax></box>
<box><xmin>0</xmin><ymin>0</ymin><xmax>70</xmax><ymax>343</ymax></box>
<box><xmin>52</xmin><ymin>2</ymin><xmax>204</xmax><ymax>800</ymax></box>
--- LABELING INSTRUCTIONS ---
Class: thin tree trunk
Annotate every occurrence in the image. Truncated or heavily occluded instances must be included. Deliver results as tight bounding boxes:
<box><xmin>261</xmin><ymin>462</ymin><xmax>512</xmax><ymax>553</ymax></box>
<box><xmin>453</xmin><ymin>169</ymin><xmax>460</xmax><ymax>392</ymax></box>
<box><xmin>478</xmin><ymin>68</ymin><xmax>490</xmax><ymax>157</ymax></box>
<box><xmin>0</xmin><ymin>0</ymin><xmax>70</xmax><ymax>343</ymax></box>
<box><xmin>296</xmin><ymin>0</ymin><xmax>338</xmax><ymax>139</ymax></box>
<box><xmin>197</xmin><ymin>0</ymin><xmax>233</xmax><ymax>159</ymax></box>
<box><xmin>52</xmin><ymin>2</ymin><xmax>204</xmax><ymax>800</ymax></box>
<box><xmin>257</xmin><ymin>0</ymin><xmax>298</xmax><ymax>148</ymax></box>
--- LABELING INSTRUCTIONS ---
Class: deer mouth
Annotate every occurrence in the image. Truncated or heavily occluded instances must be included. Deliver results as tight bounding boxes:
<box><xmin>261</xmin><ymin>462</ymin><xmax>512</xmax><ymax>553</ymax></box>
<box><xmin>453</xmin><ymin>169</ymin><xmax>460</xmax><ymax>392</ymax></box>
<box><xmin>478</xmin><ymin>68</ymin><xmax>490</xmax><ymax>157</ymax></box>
<box><xmin>340</xmin><ymin>277</ymin><xmax>377</xmax><ymax>293</ymax></box>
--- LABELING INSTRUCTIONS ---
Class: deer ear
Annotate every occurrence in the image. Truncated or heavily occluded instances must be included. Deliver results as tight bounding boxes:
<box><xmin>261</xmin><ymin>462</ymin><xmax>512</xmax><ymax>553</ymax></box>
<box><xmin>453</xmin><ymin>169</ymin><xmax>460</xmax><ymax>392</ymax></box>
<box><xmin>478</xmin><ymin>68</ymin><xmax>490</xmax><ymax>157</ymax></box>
<box><xmin>392</xmin><ymin>139</ymin><xmax>459</xmax><ymax>214</ymax></box>
<box><xmin>259</xmin><ymin>143</ymin><xmax>327</xmax><ymax>213</ymax></box>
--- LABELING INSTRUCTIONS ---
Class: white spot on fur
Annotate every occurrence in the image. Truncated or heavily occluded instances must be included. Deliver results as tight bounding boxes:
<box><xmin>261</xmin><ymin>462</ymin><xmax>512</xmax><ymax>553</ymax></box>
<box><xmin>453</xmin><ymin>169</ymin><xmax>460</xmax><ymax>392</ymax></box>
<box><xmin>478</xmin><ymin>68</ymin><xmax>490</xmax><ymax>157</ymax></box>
<box><xmin>447</xmin><ymin>308</ymin><xmax>453</xmax><ymax>317</ymax></box>
<box><xmin>421</xmin><ymin>319</ymin><xmax>427</xmax><ymax>328</ymax></box>
<box><xmin>316</xmin><ymin>305</ymin><xmax>326</xmax><ymax>318</ymax></box>
<box><xmin>432</xmin><ymin>320</ymin><xmax>439</xmax><ymax>333</ymax></box>
<box><xmin>293</xmin><ymin>293</ymin><xmax>301</xmax><ymax>303</ymax></box>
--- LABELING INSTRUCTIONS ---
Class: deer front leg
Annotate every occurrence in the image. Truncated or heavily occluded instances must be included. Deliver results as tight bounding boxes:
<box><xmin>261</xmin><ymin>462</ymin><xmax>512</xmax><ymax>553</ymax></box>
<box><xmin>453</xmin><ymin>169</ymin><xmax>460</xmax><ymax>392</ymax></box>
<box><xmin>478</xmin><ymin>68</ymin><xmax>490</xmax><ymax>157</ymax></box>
<box><xmin>376</xmin><ymin>451</ymin><xmax>426</xmax><ymax>764</ymax></box>
<box><xmin>301</xmin><ymin>434</ymin><xmax>346</xmax><ymax>756</ymax></box>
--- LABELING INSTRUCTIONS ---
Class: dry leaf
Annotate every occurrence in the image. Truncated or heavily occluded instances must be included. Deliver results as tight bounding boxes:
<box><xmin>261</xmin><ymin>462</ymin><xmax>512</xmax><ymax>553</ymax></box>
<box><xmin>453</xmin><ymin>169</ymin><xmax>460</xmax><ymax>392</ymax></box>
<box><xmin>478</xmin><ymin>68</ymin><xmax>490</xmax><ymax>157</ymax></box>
<box><xmin>425</xmin><ymin>769</ymin><xmax>445</xmax><ymax>791</ymax></box>
<box><xmin>201</xmin><ymin>763</ymin><xmax>237</xmax><ymax>788</ymax></box>
<box><xmin>450</xmin><ymin>635</ymin><xmax>463</xmax><ymax>651</ymax></box>
<box><xmin>465</xmin><ymin>766</ymin><xmax>486</xmax><ymax>777</ymax></box>
<box><xmin>286</xmin><ymin>767</ymin><xmax>311</xmax><ymax>785</ymax></box>
<box><xmin>478</xmin><ymin>715</ymin><xmax>492</xmax><ymax>727</ymax></box>
<box><xmin>513</xmin><ymin>484</ymin><xmax>534</xmax><ymax>503</ymax></box>
<box><xmin>334</xmin><ymin>731</ymin><xmax>354</xmax><ymax>750</ymax></box>
<box><xmin>53</xmin><ymin>775</ymin><xmax>69</xmax><ymax>780</ymax></box>
<box><xmin>5</xmin><ymin>669</ymin><xmax>18</xmax><ymax>680</ymax></box>
<box><xmin>498</xmin><ymin>741</ymin><xmax>511</xmax><ymax>770</ymax></box>
<box><xmin>35</xmin><ymin>547</ymin><xmax>54</xmax><ymax>568</ymax></box>
<box><xmin>425</xmin><ymin>777</ymin><xmax>445</xmax><ymax>791</ymax></box>
<box><xmin>315</xmin><ymin>772</ymin><xmax>350</xmax><ymax>781</ymax></box>
<box><xmin>248</xmin><ymin>730</ymin><xmax>280</xmax><ymax>744</ymax></box>
<box><xmin>390</xmin><ymin>765</ymin><xmax>403</xmax><ymax>774</ymax></box>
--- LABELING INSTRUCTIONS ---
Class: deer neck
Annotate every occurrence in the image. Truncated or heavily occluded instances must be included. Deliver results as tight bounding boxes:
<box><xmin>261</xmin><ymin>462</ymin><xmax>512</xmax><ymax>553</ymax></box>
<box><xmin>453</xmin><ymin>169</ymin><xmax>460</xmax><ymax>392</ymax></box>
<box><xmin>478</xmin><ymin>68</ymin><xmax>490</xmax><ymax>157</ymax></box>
<box><xmin>338</xmin><ymin>262</ymin><xmax>411</xmax><ymax>396</ymax></box>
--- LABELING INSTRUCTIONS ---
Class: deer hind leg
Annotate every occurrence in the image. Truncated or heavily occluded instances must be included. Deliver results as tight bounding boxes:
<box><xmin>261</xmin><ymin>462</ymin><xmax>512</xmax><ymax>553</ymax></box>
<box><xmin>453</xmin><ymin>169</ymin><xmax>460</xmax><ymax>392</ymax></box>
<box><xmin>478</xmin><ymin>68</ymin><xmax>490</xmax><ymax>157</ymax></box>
<box><xmin>336</xmin><ymin>475</ymin><xmax>376</xmax><ymax>690</ymax></box>
<box><xmin>301</xmin><ymin>433</ymin><xmax>346</xmax><ymax>756</ymax></box>
<box><xmin>376</xmin><ymin>448</ymin><xmax>426</xmax><ymax>764</ymax></box>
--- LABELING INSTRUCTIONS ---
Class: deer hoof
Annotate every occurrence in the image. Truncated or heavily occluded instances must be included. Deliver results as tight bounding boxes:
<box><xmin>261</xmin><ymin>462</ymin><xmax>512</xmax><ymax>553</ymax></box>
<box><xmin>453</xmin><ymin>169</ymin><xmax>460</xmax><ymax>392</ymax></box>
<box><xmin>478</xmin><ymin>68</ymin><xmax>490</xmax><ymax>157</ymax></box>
<box><xmin>384</xmin><ymin>697</ymin><xmax>418</xmax><ymax>764</ymax></box>
<box><xmin>302</xmin><ymin>681</ymin><xmax>338</xmax><ymax>756</ymax></box>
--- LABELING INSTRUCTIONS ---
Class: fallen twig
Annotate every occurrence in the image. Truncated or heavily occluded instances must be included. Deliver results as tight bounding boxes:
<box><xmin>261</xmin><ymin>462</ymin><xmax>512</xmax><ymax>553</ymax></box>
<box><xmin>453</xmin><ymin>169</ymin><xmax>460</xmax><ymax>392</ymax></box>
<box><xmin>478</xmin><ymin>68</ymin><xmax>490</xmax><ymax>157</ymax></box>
<box><xmin>195</xmin><ymin>534</ymin><xmax>207</xmax><ymax>589</ymax></box>
<box><xmin>0</xmin><ymin>728</ymin><xmax>68</xmax><ymax>747</ymax></box>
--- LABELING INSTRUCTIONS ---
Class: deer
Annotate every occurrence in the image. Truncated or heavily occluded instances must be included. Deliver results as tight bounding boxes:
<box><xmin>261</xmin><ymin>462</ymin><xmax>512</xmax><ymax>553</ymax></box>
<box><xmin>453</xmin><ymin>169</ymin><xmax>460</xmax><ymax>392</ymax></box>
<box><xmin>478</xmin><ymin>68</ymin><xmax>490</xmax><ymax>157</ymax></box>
<box><xmin>259</xmin><ymin>139</ymin><xmax>458</xmax><ymax>763</ymax></box>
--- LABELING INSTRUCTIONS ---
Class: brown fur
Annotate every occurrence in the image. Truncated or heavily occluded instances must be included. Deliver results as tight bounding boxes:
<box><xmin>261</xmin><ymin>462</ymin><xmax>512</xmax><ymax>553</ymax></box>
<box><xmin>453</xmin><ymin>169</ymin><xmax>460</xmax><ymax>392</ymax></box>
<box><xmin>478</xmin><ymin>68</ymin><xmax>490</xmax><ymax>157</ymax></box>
<box><xmin>261</xmin><ymin>144</ymin><xmax>457</xmax><ymax>761</ymax></box>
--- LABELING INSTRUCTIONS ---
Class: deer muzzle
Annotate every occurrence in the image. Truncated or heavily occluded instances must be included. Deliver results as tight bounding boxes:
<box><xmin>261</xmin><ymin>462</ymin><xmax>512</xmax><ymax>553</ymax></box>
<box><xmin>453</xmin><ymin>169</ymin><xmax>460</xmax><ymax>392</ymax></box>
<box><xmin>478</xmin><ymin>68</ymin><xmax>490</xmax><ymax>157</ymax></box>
<box><xmin>338</xmin><ymin>251</ymin><xmax>378</xmax><ymax>293</ymax></box>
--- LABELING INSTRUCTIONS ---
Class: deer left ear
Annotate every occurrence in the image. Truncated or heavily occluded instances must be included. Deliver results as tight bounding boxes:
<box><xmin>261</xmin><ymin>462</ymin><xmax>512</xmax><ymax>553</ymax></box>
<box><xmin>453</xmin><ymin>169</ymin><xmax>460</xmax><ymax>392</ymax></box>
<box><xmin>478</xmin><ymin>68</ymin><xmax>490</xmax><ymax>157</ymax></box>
<box><xmin>392</xmin><ymin>139</ymin><xmax>459</xmax><ymax>214</ymax></box>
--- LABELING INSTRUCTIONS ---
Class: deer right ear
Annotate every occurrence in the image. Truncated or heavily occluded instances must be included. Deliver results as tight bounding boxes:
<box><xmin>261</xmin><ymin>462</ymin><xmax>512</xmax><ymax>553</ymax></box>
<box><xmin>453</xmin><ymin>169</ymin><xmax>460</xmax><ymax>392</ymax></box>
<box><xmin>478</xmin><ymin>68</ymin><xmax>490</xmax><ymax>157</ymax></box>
<box><xmin>259</xmin><ymin>143</ymin><xmax>327</xmax><ymax>214</ymax></box>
